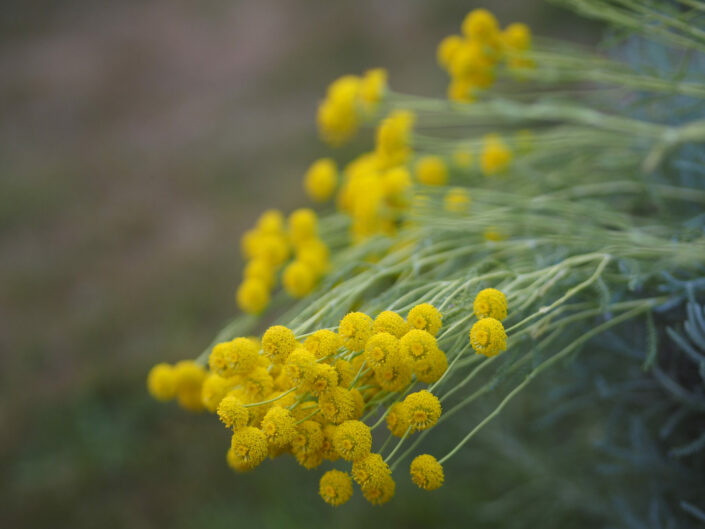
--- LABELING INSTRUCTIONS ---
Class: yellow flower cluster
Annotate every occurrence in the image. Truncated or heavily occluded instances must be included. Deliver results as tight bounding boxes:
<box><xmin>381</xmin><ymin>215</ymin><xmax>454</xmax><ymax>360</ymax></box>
<box><xmin>317</xmin><ymin>68</ymin><xmax>388</xmax><ymax>146</ymax></box>
<box><xmin>437</xmin><ymin>8</ymin><xmax>534</xmax><ymax>102</ymax></box>
<box><xmin>148</xmin><ymin>303</ymin><xmax>452</xmax><ymax>506</ymax></box>
<box><xmin>237</xmin><ymin>208</ymin><xmax>331</xmax><ymax>313</ymax></box>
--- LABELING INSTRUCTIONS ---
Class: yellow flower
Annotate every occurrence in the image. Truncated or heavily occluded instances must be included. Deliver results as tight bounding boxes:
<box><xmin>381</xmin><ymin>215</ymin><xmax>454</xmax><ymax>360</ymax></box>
<box><xmin>386</xmin><ymin>402</ymin><xmax>411</xmax><ymax>437</ymax></box>
<box><xmin>381</xmin><ymin>166</ymin><xmax>412</xmax><ymax>205</ymax></box>
<box><xmin>318</xmin><ymin>386</ymin><xmax>356</xmax><ymax>424</ymax></box>
<box><xmin>373</xmin><ymin>310</ymin><xmax>410</xmax><ymax>338</ymax></box>
<box><xmin>251</xmin><ymin>234</ymin><xmax>290</xmax><ymax>266</ymax></box>
<box><xmin>295</xmin><ymin>449</ymin><xmax>324</xmax><ymax>469</ymax></box>
<box><xmin>374</xmin><ymin>350</ymin><xmax>413</xmax><ymax>392</ymax></box>
<box><xmin>261</xmin><ymin>406</ymin><xmax>297</xmax><ymax>447</ymax></box>
<box><xmin>230</xmin><ymin>426</ymin><xmax>268</xmax><ymax>470</ymax></box>
<box><xmin>243</xmin><ymin>367</ymin><xmax>274</xmax><ymax>401</ymax></box>
<box><xmin>450</xmin><ymin>41</ymin><xmax>493</xmax><ymax>81</ymax></box>
<box><xmin>302</xmin><ymin>363</ymin><xmax>339</xmax><ymax>395</ymax></box>
<box><xmin>359</xmin><ymin>68</ymin><xmax>388</xmax><ymax>112</ymax></box>
<box><xmin>414</xmin><ymin>348</ymin><xmax>448</xmax><ymax>384</ymax></box>
<box><xmin>502</xmin><ymin>22</ymin><xmax>532</xmax><ymax>51</ymax></box>
<box><xmin>404</xmin><ymin>390</ymin><xmax>442</xmax><ymax>431</ymax></box>
<box><xmin>288</xmin><ymin>208</ymin><xmax>318</xmax><ymax>247</ymax></box>
<box><xmin>284</xmin><ymin>347</ymin><xmax>317</xmax><ymax>385</ymax></box>
<box><xmin>147</xmin><ymin>363</ymin><xmax>176</xmax><ymax>402</ymax></box>
<box><xmin>240</xmin><ymin>229</ymin><xmax>260</xmax><ymax>260</ymax></box>
<box><xmin>173</xmin><ymin>360</ymin><xmax>206</xmax><ymax>412</ymax></box>
<box><xmin>447</xmin><ymin>78</ymin><xmax>476</xmax><ymax>103</ymax></box>
<box><xmin>304</xmin><ymin>158</ymin><xmax>338</xmax><ymax>202</ymax></box>
<box><xmin>304</xmin><ymin>329</ymin><xmax>342</xmax><ymax>360</ymax></box>
<box><xmin>217</xmin><ymin>393</ymin><xmax>250</xmax><ymax>430</ymax></box>
<box><xmin>364</xmin><ymin>331</ymin><xmax>400</xmax><ymax>369</ymax></box>
<box><xmin>338</xmin><ymin>312</ymin><xmax>374</xmax><ymax>352</ymax></box>
<box><xmin>262</xmin><ymin>325</ymin><xmax>298</xmax><ymax>364</ymax></box>
<box><xmin>296</xmin><ymin>238</ymin><xmax>330</xmax><ymax>276</ymax></box>
<box><xmin>461</xmin><ymin>8</ymin><xmax>500</xmax><ymax>42</ymax></box>
<box><xmin>469</xmin><ymin>317</ymin><xmax>507</xmax><ymax>357</ymax></box>
<box><xmin>437</xmin><ymin>34</ymin><xmax>463</xmax><ymax>68</ymax></box>
<box><xmin>481</xmin><ymin>134</ymin><xmax>512</xmax><ymax>175</ymax></box>
<box><xmin>350</xmin><ymin>388</ymin><xmax>365</xmax><ymax>418</ymax></box>
<box><xmin>209</xmin><ymin>337</ymin><xmax>260</xmax><ymax>378</ymax></box>
<box><xmin>320</xmin><ymin>424</ymin><xmax>340</xmax><ymax>461</ymax></box>
<box><xmin>317</xmin><ymin>75</ymin><xmax>361</xmax><ymax>146</ymax></box>
<box><xmin>444</xmin><ymin>187</ymin><xmax>471</xmax><ymax>213</ymax></box>
<box><xmin>407</xmin><ymin>303</ymin><xmax>443</xmax><ymax>335</ymax></box>
<box><xmin>334</xmin><ymin>359</ymin><xmax>354</xmax><ymax>387</ymax></box>
<box><xmin>333</xmin><ymin>420</ymin><xmax>372</xmax><ymax>461</ymax></box>
<box><xmin>415</xmin><ymin>155</ymin><xmax>448</xmax><ymax>186</ymax></box>
<box><xmin>410</xmin><ymin>454</ymin><xmax>444</xmax><ymax>490</ymax></box>
<box><xmin>400</xmin><ymin>329</ymin><xmax>438</xmax><ymax>364</ymax></box>
<box><xmin>236</xmin><ymin>278</ymin><xmax>270</xmax><ymax>314</ymax></box>
<box><xmin>319</xmin><ymin>470</ymin><xmax>354</xmax><ymax>507</ymax></box>
<box><xmin>291</xmin><ymin>420</ymin><xmax>324</xmax><ymax>455</ymax></box>
<box><xmin>226</xmin><ymin>447</ymin><xmax>253</xmax><ymax>473</ymax></box>
<box><xmin>362</xmin><ymin>475</ymin><xmax>396</xmax><ymax>505</ymax></box>
<box><xmin>375</xmin><ymin>110</ymin><xmax>415</xmax><ymax>168</ymax></box>
<box><xmin>243</xmin><ymin>259</ymin><xmax>275</xmax><ymax>289</ymax></box>
<box><xmin>256</xmin><ymin>209</ymin><xmax>285</xmax><ymax>234</ymax></box>
<box><xmin>201</xmin><ymin>373</ymin><xmax>237</xmax><ymax>412</ymax></box>
<box><xmin>473</xmin><ymin>287</ymin><xmax>508</xmax><ymax>321</ymax></box>
<box><xmin>282</xmin><ymin>260</ymin><xmax>317</xmax><ymax>298</ymax></box>
<box><xmin>352</xmin><ymin>452</ymin><xmax>391</xmax><ymax>489</ymax></box>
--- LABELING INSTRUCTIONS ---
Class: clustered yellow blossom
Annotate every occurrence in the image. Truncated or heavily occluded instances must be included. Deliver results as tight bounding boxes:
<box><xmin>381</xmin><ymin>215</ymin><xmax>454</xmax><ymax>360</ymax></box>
<box><xmin>237</xmin><ymin>208</ymin><xmax>331</xmax><ymax>314</ymax></box>
<box><xmin>437</xmin><ymin>8</ymin><xmax>534</xmax><ymax>103</ymax></box>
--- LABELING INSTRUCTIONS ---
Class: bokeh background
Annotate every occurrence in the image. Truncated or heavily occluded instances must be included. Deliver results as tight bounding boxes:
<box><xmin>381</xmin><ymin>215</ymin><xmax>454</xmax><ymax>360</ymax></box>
<box><xmin>1</xmin><ymin>1</ymin><xmax>599</xmax><ymax>527</ymax></box>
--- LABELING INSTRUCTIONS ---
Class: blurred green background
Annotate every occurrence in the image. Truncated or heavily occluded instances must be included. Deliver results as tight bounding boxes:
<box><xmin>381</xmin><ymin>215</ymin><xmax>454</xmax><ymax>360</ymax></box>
<box><xmin>0</xmin><ymin>1</ymin><xmax>599</xmax><ymax>527</ymax></box>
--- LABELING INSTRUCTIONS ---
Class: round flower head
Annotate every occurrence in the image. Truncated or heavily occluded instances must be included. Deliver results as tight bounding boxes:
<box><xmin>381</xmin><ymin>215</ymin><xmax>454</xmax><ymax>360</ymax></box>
<box><xmin>415</xmin><ymin>155</ymin><xmax>448</xmax><ymax>186</ymax></box>
<box><xmin>364</xmin><ymin>332</ymin><xmax>400</xmax><ymax>369</ymax></box>
<box><xmin>291</xmin><ymin>420</ymin><xmax>324</xmax><ymax>455</ymax></box>
<box><xmin>288</xmin><ymin>208</ymin><xmax>318</xmax><ymax>247</ymax></box>
<box><xmin>338</xmin><ymin>312</ymin><xmax>374</xmax><ymax>352</ymax></box>
<box><xmin>261</xmin><ymin>406</ymin><xmax>297</xmax><ymax>447</ymax></box>
<box><xmin>350</xmin><ymin>388</ymin><xmax>365</xmax><ymax>419</ymax></box>
<box><xmin>262</xmin><ymin>325</ymin><xmax>298</xmax><ymax>364</ymax></box>
<box><xmin>473</xmin><ymin>287</ymin><xmax>508</xmax><ymax>321</ymax></box>
<box><xmin>243</xmin><ymin>367</ymin><xmax>275</xmax><ymax>401</ymax></box>
<box><xmin>404</xmin><ymin>390</ymin><xmax>442</xmax><ymax>431</ymax></box>
<box><xmin>374</xmin><ymin>310</ymin><xmax>410</xmax><ymax>339</ymax></box>
<box><xmin>304</xmin><ymin>329</ymin><xmax>342</xmax><ymax>360</ymax></box>
<box><xmin>209</xmin><ymin>337</ymin><xmax>260</xmax><ymax>378</ymax></box>
<box><xmin>243</xmin><ymin>259</ymin><xmax>275</xmax><ymax>289</ymax></box>
<box><xmin>362</xmin><ymin>475</ymin><xmax>396</xmax><ymax>506</ymax></box>
<box><xmin>444</xmin><ymin>187</ymin><xmax>471</xmax><ymax>213</ymax></box>
<box><xmin>217</xmin><ymin>393</ymin><xmax>250</xmax><ymax>430</ymax></box>
<box><xmin>407</xmin><ymin>303</ymin><xmax>442</xmax><ymax>336</ymax></box>
<box><xmin>295</xmin><ymin>449</ymin><xmax>324</xmax><ymax>470</ymax></box>
<box><xmin>351</xmin><ymin>354</ymin><xmax>374</xmax><ymax>385</ymax></box>
<box><xmin>359</xmin><ymin>68</ymin><xmax>387</xmax><ymax>111</ymax></box>
<box><xmin>296</xmin><ymin>238</ymin><xmax>330</xmax><ymax>276</ymax></box>
<box><xmin>352</xmin><ymin>452</ymin><xmax>391</xmax><ymax>489</ymax></box>
<box><xmin>481</xmin><ymin>134</ymin><xmax>512</xmax><ymax>176</ymax></box>
<box><xmin>173</xmin><ymin>360</ymin><xmax>206</xmax><ymax>412</ymax></box>
<box><xmin>410</xmin><ymin>454</ymin><xmax>444</xmax><ymax>491</ymax></box>
<box><xmin>334</xmin><ymin>359</ymin><xmax>354</xmax><ymax>387</ymax></box>
<box><xmin>227</xmin><ymin>447</ymin><xmax>254</xmax><ymax>473</ymax></box>
<box><xmin>502</xmin><ymin>22</ymin><xmax>531</xmax><ymax>51</ymax></box>
<box><xmin>318</xmin><ymin>386</ymin><xmax>356</xmax><ymax>424</ymax></box>
<box><xmin>333</xmin><ymin>420</ymin><xmax>372</xmax><ymax>461</ymax></box>
<box><xmin>304</xmin><ymin>158</ymin><xmax>338</xmax><ymax>202</ymax></box>
<box><xmin>251</xmin><ymin>233</ymin><xmax>290</xmax><ymax>267</ymax></box>
<box><xmin>386</xmin><ymin>402</ymin><xmax>411</xmax><ymax>437</ymax></box>
<box><xmin>317</xmin><ymin>96</ymin><xmax>358</xmax><ymax>146</ymax></box>
<box><xmin>321</xmin><ymin>424</ymin><xmax>340</xmax><ymax>461</ymax></box>
<box><xmin>381</xmin><ymin>167</ymin><xmax>412</xmax><ymax>205</ymax></box>
<box><xmin>201</xmin><ymin>373</ymin><xmax>237</xmax><ymax>412</ymax></box>
<box><xmin>284</xmin><ymin>347</ymin><xmax>317</xmax><ymax>385</ymax></box>
<box><xmin>414</xmin><ymin>348</ymin><xmax>448</xmax><ymax>384</ymax></box>
<box><xmin>437</xmin><ymin>34</ymin><xmax>463</xmax><ymax>68</ymax></box>
<box><xmin>374</xmin><ymin>351</ymin><xmax>413</xmax><ymax>392</ymax></box>
<box><xmin>375</xmin><ymin>110</ymin><xmax>415</xmax><ymax>167</ymax></box>
<box><xmin>236</xmin><ymin>278</ymin><xmax>270</xmax><ymax>314</ymax></box>
<box><xmin>283</xmin><ymin>260</ymin><xmax>317</xmax><ymax>298</ymax></box>
<box><xmin>470</xmin><ymin>317</ymin><xmax>507</xmax><ymax>357</ymax></box>
<box><xmin>450</xmin><ymin>40</ymin><xmax>493</xmax><ymax>80</ymax></box>
<box><xmin>447</xmin><ymin>78</ymin><xmax>476</xmax><ymax>103</ymax></box>
<box><xmin>256</xmin><ymin>209</ymin><xmax>285</xmax><ymax>234</ymax></box>
<box><xmin>319</xmin><ymin>470</ymin><xmax>353</xmax><ymax>507</ymax></box>
<box><xmin>462</xmin><ymin>8</ymin><xmax>499</xmax><ymax>42</ymax></box>
<box><xmin>147</xmin><ymin>363</ymin><xmax>176</xmax><ymax>402</ymax></box>
<box><xmin>302</xmin><ymin>363</ymin><xmax>339</xmax><ymax>395</ymax></box>
<box><xmin>230</xmin><ymin>426</ymin><xmax>268</xmax><ymax>470</ymax></box>
<box><xmin>400</xmin><ymin>329</ymin><xmax>438</xmax><ymax>364</ymax></box>
<box><xmin>240</xmin><ymin>229</ymin><xmax>260</xmax><ymax>260</ymax></box>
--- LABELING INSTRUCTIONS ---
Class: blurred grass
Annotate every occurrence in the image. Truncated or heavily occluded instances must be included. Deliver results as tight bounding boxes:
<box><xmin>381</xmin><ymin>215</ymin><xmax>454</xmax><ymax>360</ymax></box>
<box><xmin>0</xmin><ymin>1</ymin><xmax>599</xmax><ymax>527</ymax></box>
